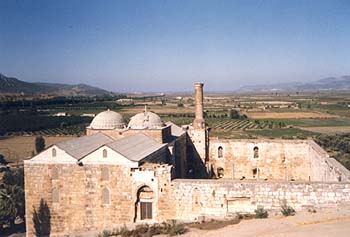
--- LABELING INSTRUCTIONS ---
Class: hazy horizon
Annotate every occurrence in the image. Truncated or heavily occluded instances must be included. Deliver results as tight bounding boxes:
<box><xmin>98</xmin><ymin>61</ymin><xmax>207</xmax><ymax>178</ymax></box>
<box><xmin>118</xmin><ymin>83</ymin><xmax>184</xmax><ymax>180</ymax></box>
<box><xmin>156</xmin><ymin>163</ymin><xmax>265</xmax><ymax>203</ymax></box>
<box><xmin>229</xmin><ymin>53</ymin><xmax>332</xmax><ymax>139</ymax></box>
<box><xmin>1</xmin><ymin>0</ymin><xmax>349</xmax><ymax>92</ymax></box>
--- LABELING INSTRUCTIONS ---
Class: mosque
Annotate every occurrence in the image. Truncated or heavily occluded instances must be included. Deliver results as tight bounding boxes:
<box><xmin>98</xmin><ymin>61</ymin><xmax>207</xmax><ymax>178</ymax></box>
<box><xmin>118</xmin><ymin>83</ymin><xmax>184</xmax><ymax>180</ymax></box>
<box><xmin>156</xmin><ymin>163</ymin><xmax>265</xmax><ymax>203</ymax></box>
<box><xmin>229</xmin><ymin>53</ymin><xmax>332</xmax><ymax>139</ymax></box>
<box><xmin>24</xmin><ymin>83</ymin><xmax>350</xmax><ymax>236</ymax></box>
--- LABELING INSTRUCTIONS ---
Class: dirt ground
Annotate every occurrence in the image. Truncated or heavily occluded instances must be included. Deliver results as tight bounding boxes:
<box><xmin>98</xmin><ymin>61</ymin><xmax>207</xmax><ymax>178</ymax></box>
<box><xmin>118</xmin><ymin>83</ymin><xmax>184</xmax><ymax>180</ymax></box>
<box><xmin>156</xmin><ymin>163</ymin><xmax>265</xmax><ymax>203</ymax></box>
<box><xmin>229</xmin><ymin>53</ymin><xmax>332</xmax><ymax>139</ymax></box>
<box><xmin>183</xmin><ymin>204</ymin><xmax>350</xmax><ymax>237</ymax></box>
<box><xmin>120</xmin><ymin>105</ymin><xmax>194</xmax><ymax>114</ymax></box>
<box><xmin>246</xmin><ymin>111</ymin><xmax>338</xmax><ymax>119</ymax></box>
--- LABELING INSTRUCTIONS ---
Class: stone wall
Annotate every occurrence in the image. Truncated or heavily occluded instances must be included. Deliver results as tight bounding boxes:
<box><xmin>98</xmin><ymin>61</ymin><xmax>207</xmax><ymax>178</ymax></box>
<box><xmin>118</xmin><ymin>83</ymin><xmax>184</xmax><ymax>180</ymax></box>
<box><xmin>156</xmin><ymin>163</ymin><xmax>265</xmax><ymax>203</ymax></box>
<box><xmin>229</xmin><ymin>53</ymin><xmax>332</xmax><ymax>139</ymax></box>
<box><xmin>172</xmin><ymin>179</ymin><xmax>350</xmax><ymax>221</ymax></box>
<box><xmin>86</xmin><ymin>126</ymin><xmax>172</xmax><ymax>144</ymax></box>
<box><xmin>24</xmin><ymin>162</ymin><xmax>173</xmax><ymax>237</ymax></box>
<box><xmin>188</xmin><ymin>128</ymin><xmax>208</xmax><ymax>163</ymax></box>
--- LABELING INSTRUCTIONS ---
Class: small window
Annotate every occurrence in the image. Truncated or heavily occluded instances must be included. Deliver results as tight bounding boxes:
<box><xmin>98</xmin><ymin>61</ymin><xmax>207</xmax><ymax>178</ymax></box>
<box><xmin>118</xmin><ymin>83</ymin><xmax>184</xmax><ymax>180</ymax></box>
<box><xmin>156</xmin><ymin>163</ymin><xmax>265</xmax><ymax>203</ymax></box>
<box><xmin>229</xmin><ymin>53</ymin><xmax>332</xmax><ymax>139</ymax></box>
<box><xmin>102</xmin><ymin>187</ymin><xmax>110</xmax><ymax>205</ymax></box>
<box><xmin>52</xmin><ymin>148</ymin><xmax>57</xmax><ymax>157</ymax></box>
<box><xmin>52</xmin><ymin>167</ymin><xmax>59</xmax><ymax>179</ymax></box>
<box><xmin>253</xmin><ymin>146</ymin><xmax>259</xmax><ymax>158</ymax></box>
<box><xmin>102</xmin><ymin>167</ymin><xmax>109</xmax><ymax>181</ymax></box>
<box><xmin>218</xmin><ymin>146</ymin><xmax>223</xmax><ymax>158</ymax></box>
<box><xmin>103</xmin><ymin>149</ymin><xmax>107</xmax><ymax>158</ymax></box>
<box><xmin>217</xmin><ymin>167</ymin><xmax>224</xmax><ymax>178</ymax></box>
<box><xmin>52</xmin><ymin>189</ymin><xmax>59</xmax><ymax>203</ymax></box>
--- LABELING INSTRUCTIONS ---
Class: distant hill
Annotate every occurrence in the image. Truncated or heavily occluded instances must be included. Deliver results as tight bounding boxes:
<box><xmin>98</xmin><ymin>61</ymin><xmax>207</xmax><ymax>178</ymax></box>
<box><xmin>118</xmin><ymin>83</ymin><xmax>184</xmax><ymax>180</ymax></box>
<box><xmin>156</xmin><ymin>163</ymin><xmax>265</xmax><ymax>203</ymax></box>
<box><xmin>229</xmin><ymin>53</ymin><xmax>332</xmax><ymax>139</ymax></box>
<box><xmin>239</xmin><ymin>75</ymin><xmax>350</xmax><ymax>92</ymax></box>
<box><xmin>0</xmin><ymin>73</ymin><xmax>113</xmax><ymax>96</ymax></box>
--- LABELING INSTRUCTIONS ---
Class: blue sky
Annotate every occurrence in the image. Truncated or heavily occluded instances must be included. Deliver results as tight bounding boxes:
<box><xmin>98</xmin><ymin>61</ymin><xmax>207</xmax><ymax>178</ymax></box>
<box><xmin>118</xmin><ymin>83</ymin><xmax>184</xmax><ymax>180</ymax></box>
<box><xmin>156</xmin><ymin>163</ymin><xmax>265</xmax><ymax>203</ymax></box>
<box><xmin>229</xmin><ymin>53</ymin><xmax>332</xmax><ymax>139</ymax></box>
<box><xmin>0</xmin><ymin>0</ymin><xmax>349</xmax><ymax>92</ymax></box>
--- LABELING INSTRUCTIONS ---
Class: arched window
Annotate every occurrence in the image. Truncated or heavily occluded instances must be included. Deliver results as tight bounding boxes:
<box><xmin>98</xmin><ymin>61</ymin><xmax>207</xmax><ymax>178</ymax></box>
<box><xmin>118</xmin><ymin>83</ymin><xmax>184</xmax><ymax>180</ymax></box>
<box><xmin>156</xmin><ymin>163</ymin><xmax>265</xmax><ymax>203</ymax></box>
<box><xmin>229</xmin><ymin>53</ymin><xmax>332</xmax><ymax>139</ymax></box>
<box><xmin>52</xmin><ymin>166</ymin><xmax>59</xmax><ymax>179</ymax></box>
<box><xmin>191</xmin><ymin>187</ymin><xmax>200</xmax><ymax>212</ymax></box>
<box><xmin>103</xmin><ymin>149</ymin><xmax>107</xmax><ymax>158</ymax></box>
<box><xmin>252</xmin><ymin>168</ymin><xmax>260</xmax><ymax>178</ymax></box>
<box><xmin>52</xmin><ymin>148</ymin><xmax>57</xmax><ymax>157</ymax></box>
<box><xmin>101</xmin><ymin>167</ymin><xmax>109</xmax><ymax>181</ymax></box>
<box><xmin>102</xmin><ymin>187</ymin><xmax>110</xmax><ymax>205</ymax></box>
<box><xmin>52</xmin><ymin>188</ymin><xmax>59</xmax><ymax>203</ymax></box>
<box><xmin>218</xmin><ymin>146</ymin><xmax>223</xmax><ymax>158</ymax></box>
<box><xmin>253</xmin><ymin>146</ymin><xmax>259</xmax><ymax>158</ymax></box>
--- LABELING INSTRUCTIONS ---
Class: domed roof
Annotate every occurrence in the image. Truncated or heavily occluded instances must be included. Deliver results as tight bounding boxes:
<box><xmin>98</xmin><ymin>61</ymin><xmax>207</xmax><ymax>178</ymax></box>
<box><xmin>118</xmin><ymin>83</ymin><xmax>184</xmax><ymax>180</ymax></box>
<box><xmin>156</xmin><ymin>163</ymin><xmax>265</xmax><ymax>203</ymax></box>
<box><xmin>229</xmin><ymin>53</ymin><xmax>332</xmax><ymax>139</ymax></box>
<box><xmin>128</xmin><ymin>111</ymin><xmax>165</xmax><ymax>129</ymax></box>
<box><xmin>89</xmin><ymin>109</ymin><xmax>126</xmax><ymax>130</ymax></box>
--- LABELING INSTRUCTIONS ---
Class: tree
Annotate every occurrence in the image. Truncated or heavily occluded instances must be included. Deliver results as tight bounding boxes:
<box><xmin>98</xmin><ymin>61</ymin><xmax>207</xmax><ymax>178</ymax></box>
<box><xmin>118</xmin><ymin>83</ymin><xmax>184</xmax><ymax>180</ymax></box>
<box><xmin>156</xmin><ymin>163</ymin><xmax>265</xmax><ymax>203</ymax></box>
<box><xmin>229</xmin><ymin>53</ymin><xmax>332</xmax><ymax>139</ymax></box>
<box><xmin>0</xmin><ymin>183</ymin><xmax>24</xmax><ymax>228</ymax></box>
<box><xmin>229</xmin><ymin>109</ymin><xmax>240</xmax><ymax>119</ymax></box>
<box><xmin>35</xmin><ymin>136</ymin><xmax>45</xmax><ymax>153</ymax></box>
<box><xmin>0</xmin><ymin>169</ymin><xmax>25</xmax><ymax>230</ymax></box>
<box><xmin>0</xmin><ymin>154</ymin><xmax>7</xmax><ymax>164</ymax></box>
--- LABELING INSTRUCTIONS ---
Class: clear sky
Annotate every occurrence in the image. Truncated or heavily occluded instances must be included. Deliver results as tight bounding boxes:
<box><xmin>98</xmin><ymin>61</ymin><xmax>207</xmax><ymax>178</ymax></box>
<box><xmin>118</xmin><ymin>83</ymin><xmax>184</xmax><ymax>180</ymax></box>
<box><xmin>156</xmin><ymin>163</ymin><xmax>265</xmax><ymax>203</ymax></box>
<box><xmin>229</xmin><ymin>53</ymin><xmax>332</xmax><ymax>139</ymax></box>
<box><xmin>0</xmin><ymin>0</ymin><xmax>349</xmax><ymax>92</ymax></box>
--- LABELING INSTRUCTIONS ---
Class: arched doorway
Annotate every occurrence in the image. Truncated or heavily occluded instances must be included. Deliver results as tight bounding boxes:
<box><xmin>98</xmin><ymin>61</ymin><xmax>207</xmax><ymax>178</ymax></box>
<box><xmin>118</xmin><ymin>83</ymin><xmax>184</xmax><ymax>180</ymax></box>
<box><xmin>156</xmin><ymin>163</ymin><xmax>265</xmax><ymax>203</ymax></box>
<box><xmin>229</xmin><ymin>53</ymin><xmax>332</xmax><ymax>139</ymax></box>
<box><xmin>134</xmin><ymin>185</ymin><xmax>154</xmax><ymax>222</ymax></box>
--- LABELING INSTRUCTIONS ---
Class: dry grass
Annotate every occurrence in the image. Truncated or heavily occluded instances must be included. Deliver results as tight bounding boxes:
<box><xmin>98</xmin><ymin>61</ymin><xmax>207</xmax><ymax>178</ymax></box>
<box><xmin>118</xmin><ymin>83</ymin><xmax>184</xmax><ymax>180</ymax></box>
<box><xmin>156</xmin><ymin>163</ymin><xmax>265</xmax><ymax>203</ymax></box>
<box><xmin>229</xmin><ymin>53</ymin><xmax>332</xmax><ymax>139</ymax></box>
<box><xmin>246</xmin><ymin>112</ymin><xmax>338</xmax><ymax>119</ymax></box>
<box><xmin>0</xmin><ymin>136</ymin><xmax>75</xmax><ymax>162</ymax></box>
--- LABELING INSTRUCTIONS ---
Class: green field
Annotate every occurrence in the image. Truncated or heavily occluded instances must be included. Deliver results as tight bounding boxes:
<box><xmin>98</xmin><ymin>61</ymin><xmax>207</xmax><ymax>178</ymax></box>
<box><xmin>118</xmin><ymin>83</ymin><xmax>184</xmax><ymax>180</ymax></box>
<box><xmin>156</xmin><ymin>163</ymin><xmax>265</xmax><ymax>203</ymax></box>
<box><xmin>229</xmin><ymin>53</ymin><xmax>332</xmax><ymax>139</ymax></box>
<box><xmin>246</xmin><ymin>128</ymin><xmax>318</xmax><ymax>139</ymax></box>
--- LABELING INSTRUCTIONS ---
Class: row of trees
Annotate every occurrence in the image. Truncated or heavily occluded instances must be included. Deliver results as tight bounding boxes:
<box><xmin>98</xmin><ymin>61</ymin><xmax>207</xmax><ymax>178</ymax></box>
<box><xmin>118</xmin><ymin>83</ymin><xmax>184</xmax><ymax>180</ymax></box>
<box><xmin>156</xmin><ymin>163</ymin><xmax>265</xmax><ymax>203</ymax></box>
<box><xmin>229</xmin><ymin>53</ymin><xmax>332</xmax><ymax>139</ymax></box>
<box><xmin>0</xmin><ymin>114</ymin><xmax>91</xmax><ymax>135</ymax></box>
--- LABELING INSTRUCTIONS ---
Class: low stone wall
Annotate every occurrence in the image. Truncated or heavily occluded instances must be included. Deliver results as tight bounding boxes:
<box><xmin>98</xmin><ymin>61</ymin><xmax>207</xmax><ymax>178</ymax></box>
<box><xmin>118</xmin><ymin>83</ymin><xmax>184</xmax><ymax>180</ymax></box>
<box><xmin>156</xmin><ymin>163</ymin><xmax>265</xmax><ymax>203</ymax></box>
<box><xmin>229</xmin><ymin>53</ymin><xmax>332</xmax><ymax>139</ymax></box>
<box><xmin>172</xmin><ymin>179</ymin><xmax>350</xmax><ymax>220</ymax></box>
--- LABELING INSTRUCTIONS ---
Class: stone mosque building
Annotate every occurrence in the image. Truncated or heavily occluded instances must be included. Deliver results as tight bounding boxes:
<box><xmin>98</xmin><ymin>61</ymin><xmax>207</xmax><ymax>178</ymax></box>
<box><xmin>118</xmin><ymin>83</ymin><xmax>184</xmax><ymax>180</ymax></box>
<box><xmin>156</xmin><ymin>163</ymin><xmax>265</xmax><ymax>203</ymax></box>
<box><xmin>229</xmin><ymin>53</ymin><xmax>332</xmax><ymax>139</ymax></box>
<box><xmin>25</xmin><ymin>83</ymin><xmax>350</xmax><ymax>236</ymax></box>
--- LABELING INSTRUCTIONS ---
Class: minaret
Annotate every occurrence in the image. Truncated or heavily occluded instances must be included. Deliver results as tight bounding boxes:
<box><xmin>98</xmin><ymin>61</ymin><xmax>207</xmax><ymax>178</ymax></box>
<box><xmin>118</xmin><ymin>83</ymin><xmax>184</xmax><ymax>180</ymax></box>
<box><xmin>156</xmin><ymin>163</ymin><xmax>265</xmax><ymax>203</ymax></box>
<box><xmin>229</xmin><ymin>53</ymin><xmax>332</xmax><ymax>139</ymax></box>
<box><xmin>193</xmin><ymin>83</ymin><xmax>205</xmax><ymax>129</ymax></box>
<box><xmin>188</xmin><ymin>82</ymin><xmax>209</xmax><ymax>171</ymax></box>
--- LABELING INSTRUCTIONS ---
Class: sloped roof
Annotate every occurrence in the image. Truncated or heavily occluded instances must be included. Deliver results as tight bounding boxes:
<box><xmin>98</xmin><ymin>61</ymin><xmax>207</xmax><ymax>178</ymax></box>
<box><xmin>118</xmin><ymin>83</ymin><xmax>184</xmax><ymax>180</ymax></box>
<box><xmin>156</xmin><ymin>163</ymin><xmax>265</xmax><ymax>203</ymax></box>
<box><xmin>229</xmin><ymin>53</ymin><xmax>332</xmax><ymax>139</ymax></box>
<box><xmin>56</xmin><ymin>133</ymin><xmax>114</xmax><ymax>160</ymax></box>
<box><xmin>165</xmin><ymin>121</ymin><xmax>185</xmax><ymax>137</ymax></box>
<box><xmin>107</xmin><ymin>133</ymin><xmax>166</xmax><ymax>162</ymax></box>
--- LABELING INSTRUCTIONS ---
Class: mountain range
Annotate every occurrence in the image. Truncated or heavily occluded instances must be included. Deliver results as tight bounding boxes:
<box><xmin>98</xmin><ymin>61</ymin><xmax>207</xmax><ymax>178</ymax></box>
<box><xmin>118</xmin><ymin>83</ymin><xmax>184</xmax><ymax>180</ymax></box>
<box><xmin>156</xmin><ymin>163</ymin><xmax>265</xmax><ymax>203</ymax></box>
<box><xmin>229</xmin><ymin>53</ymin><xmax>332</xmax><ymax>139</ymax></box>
<box><xmin>2</xmin><ymin>73</ymin><xmax>350</xmax><ymax>95</ymax></box>
<box><xmin>0</xmin><ymin>73</ymin><xmax>113</xmax><ymax>96</ymax></box>
<box><xmin>239</xmin><ymin>75</ymin><xmax>350</xmax><ymax>92</ymax></box>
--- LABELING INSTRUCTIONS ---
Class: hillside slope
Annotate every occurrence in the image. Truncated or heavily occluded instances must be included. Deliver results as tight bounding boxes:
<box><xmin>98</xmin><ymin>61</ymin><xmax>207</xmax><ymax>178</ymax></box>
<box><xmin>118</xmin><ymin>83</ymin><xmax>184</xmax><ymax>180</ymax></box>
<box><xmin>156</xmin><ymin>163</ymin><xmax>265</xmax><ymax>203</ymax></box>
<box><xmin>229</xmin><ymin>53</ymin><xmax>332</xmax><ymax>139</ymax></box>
<box><xmin>0</xmin><ymin>73</ymin><xmax>112</xmax><ymax>96</ymax></box>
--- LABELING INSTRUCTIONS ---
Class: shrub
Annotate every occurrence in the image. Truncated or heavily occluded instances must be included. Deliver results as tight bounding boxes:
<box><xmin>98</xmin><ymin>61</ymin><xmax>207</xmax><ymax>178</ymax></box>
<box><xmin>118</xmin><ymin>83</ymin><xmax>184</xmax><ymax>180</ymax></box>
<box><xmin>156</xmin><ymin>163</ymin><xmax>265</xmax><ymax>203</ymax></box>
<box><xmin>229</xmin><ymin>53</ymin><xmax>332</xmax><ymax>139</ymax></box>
<box><xmin>169</xmin><ymin>224</ymin><xmax>187</xmax><ymax>236</ymax></box>
<box><xmin>254</xmin><ymin>207</ymin><xmax>268</xmax><ymax>218</ymax></box>
<box><xmin>97</xmin><ymin>222</ymin><xmax>187</xmax><ymax>237</ymax></box>
<box><xmin>281</xmin><ymin>204</ymin><xmax>296</xmax><ymax>216</ymax></box>
<box><xmin>97</xmin><ymin>230</ymin><xmax>112</xmax><ymax>237</ymax></box>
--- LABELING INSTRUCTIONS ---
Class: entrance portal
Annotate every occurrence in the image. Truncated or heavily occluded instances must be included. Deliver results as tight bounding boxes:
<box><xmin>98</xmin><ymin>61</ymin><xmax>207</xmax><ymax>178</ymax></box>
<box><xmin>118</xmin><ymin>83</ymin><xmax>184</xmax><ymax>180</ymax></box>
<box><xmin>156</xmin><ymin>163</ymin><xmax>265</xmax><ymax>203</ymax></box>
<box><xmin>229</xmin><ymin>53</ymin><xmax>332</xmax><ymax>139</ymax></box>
<box><xmin>134</xmin><ymin>185</ymin><xmax>154</xmax><ymax>222</ymax></box>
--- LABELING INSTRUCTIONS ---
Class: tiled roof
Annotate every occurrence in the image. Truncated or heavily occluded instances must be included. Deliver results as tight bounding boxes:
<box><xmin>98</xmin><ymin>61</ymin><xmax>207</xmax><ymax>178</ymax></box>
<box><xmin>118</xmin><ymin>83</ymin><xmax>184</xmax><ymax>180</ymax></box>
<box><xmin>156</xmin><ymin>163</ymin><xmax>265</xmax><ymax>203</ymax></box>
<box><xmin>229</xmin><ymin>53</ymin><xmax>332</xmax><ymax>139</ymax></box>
<box><xmin>107</xmin><ymin>133</ymin><xmax>166</xmax><ymax>162</ymax></box>
<box><xmin>56</xmin><ymin>133</ymin><xmax>114</xmax><ymax>160</ymax></box>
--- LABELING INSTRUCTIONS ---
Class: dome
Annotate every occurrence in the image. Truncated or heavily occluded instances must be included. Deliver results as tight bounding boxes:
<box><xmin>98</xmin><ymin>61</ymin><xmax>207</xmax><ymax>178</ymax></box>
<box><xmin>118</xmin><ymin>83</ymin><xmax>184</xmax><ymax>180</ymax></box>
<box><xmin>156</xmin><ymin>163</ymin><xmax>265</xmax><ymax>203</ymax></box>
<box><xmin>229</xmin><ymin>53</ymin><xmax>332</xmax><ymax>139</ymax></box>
<box><xmin>89</xmin><ymin>110</ymin><xmax>126</xmax><ymax>130</ymax></box>
<box><xmin>128</xmin><ymin>111</ymin><xmax>165</xmax><ymax>129</ymax></box>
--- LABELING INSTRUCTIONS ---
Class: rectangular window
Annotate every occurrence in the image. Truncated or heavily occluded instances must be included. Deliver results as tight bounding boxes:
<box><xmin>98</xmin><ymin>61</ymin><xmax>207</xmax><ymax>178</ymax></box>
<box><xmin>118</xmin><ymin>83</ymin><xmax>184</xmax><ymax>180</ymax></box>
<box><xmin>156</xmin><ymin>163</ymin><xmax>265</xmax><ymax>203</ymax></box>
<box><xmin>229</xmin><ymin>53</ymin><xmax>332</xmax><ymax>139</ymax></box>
<box><xmin>140</xmin><ymin>202</ymin><xmax>152</xmax><ymax>220</ymax></box>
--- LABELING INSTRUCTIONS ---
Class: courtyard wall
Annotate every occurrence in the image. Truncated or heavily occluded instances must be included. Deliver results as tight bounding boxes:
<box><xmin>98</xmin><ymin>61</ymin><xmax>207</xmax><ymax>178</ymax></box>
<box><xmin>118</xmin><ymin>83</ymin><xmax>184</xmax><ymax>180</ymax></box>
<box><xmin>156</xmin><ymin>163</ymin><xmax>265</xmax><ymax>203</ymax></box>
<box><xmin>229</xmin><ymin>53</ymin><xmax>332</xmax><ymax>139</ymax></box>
<box><xmin>172</xmin><ymin>179</ymin><xmax>350</xmax><ymax>221</ymax></box>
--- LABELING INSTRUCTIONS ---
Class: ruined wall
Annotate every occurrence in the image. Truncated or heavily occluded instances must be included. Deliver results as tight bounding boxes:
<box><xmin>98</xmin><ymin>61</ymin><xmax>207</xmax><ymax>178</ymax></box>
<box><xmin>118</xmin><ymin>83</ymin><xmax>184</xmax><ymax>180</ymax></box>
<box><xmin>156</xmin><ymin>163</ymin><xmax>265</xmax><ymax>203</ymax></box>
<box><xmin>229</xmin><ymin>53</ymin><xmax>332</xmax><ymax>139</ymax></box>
<box><xmin>208</xmin><ymin>139</ymin><xmax>349</xmax><ymax>182</ymax></box>
<box><xmin>209</xmin><ymin>139</ymin><xmax>312</xmax><ymax>181</ymax></box>
<box><xmin>172</xmin><ymin>179</ymin><xmax>350</xmax><ymax>221</ymax></box>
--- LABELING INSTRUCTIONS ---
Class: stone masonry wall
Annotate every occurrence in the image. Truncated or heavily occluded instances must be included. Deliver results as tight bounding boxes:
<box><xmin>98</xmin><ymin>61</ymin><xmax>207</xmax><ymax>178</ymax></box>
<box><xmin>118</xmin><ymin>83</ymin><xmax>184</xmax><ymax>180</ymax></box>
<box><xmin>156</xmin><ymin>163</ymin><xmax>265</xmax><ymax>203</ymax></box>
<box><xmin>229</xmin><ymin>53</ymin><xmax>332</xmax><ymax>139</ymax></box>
<box><xmin>172</xmin><ymin>179</ymin><xmax>350</xmax><ymax>221</ymax></box>
<box><xmin>25</xmin><ymin>162</ymin><xmax>174</xmax><ymax>236</ymax></box>
<box><xmin>25</xmin><ymin>163</ymin><xmax>135</xmax><ymax>236</ymax></box>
